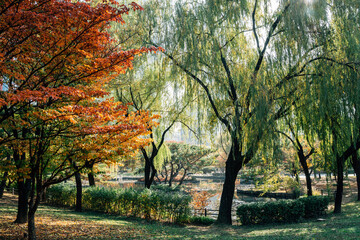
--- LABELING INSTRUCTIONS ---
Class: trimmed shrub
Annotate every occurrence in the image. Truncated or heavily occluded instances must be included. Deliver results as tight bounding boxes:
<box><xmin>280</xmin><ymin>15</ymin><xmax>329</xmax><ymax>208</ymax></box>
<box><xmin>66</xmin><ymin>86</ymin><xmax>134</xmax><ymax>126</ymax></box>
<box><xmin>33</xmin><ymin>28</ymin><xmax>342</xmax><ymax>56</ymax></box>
<box><xmin>297</xmin><ymin>196</ymin><xmax>329</xmax><ymax>218</ymax></box>
<box><xmin>237</xmin><ymin>200</ymin><xmax>305</xmax><ymax>225</ymax></box>
<box><xmin>237</xmin><ymin>196</ymin><xmax>330</xmax><ymax>225</ymax></box>
<box><xmin>188</xmin><ymin>216</ymin><xmax>215</xmax><ymax>225</ymax></box>
<box><xmin>47</xmin><ymin>184</ymin><xmax>191</xmax><ymax>223</ymax></box>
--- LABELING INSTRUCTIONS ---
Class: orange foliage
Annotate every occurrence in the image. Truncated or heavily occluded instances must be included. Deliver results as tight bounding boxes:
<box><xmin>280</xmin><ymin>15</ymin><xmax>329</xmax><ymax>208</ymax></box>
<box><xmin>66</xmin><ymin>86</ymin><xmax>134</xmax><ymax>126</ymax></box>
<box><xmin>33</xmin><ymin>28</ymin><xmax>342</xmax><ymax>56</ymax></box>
<box><xmin>0</xmin><ymin>0</ymin><xmax>163</xmax><ymax>113</ymax></box>
<box><xmin>191</xmin><ymin>190</ymin><xmax>214</xmax><ymax>215</ymax></box>
<box><xmin>0</xmin><ymin>0</ymin><xmax>162</xmax><ymax>185</ymax></box>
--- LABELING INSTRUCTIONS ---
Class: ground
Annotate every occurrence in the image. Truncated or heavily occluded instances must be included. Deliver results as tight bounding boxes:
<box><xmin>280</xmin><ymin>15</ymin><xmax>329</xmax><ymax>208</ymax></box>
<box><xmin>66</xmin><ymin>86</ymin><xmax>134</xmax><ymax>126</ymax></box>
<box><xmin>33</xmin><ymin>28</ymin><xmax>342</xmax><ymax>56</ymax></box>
<box><xmin>1</xmin><ymin>191</ymin><xmax>360</xmax><ymax>240</ymax></box>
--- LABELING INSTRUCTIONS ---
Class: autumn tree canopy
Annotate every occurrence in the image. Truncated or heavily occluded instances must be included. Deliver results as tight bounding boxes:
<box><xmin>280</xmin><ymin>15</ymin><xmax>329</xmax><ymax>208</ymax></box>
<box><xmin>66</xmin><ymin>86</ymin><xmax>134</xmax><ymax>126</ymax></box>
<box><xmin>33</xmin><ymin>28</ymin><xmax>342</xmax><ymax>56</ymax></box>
<box><xmin>0</xmin><ymin>0</ymin><xmax>161</xmax><ymax>239</ymax></box>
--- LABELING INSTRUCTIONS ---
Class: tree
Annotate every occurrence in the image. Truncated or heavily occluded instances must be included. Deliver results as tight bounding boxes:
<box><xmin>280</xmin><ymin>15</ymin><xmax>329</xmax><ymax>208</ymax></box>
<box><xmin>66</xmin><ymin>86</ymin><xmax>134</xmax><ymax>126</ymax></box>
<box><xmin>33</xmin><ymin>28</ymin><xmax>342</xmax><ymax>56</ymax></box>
<box><xmin>277</xmin><ymin>117</ymin><xmax>315</xmax><ymax>196</ymax></box>
<box><xmin>351</xmin><ymin>151</ymin><xmax>360</xmax><ymax>201</ymax></box>
<box><xmin>156</xmin><ymin>141</ymin><xmax>215</xmax><ymax>186</ymax></box>
<box><xmin>112</xmin><ymin>55</ymin><xmax>195</xmax><ymax>189</ymax></box>
<box><xmin>142</xmin><ymin>0</ymin><xmax>330</xmax><ymax>224</ymax></box>
<box><xmin>303</xmin><ymin>0</ymin><xmax>360</xmax><ymax>213</ymax></box>
<box><xmin>0</xmin><ymin>0</ymin><xmax>161</xmax><ymax>239</ymax></box>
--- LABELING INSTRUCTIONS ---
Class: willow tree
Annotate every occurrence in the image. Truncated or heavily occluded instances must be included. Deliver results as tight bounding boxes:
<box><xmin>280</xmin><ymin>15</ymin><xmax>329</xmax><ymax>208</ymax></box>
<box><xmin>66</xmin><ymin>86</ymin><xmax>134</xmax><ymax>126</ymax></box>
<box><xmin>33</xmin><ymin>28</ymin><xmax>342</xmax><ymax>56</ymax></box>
<box><xmin>140</xmin><ymin>0</ymin><xmax>330</xmax><ymax>224</ymax></box>
<box><xmin>304</xmin><ymin>0</ymin><xmax>360</xmax><ymax>213</ymax></box>
<box><xmin>276</xmin><ymin>115</ymin><xmax>316</xmax><ymax>196</ymax></box>
<box><xmin>112</xmin><ymin>57</ymin><xmax>195</xmax><ymax>188</ymax></box>
<box><xmin>108</xmin><ymin>3</ymin><xmax>207</xmax><ymax>189</ymax></box>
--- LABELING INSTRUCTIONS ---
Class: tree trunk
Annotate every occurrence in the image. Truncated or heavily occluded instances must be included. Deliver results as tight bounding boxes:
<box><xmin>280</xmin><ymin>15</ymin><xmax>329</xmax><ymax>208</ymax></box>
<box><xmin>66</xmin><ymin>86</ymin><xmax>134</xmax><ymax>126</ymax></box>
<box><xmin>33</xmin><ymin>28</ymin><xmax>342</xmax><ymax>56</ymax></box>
<box><xmin>15</xmin><ymin>179</ymin><xmax>31</xmax><ymax>224</ymax></box>
<box><xmin>0</xmin><ymin>171</ymin><xmax>8</xmax><ymax>198</ymax></box>
<box><xmin>168</xmin><ymin>163</ymin><xmax>174</xmax><ymax>187</ymax></box>
<box><xmin>142</xmin><ymin>147</ymin><xmax>158</xmax><ymax>189</ymax></box>
<box><xmin>355</xmin><ymin>169</ymin><xmax>360</xmax><ymax>201</ymax></box>
<box><xmin>27</xmin><ymin>193</ymin><xmax>41</xmax><ymax>240</ymax></box>
<box><xmin>334</xmin><ymin>156</ymin><xmax>344</xmax><ymax>213</ymax></box>
<box><xmin>351</xmin><ymin>152</ymin><xmax>360</xmax><ymax>201</ymax></box>
<box><xmin>88</xmin><ymin>172</ymin><xmax>95</xmax><ymax>187</ymax></box>
<box><xmin>148</xmin><ymin>161</ymin><xmax>157</xmax><ymax>188</ymax></box>
<box><xmin>75</xmin><ymin>171</ymin><xmax>82</xmax><ymax>212</ymax></box>
<box><xmin>217</xmin><ymin>148</ymin><xmax>242</xmax><ymax>225</ymax></box>
<box><xmin>178</xmin><ymin>169</ymin><xmax>187</xmax><ymax>186</ymax></box>
<box><xmin>144</xmin><ymin>158</ymin><xmax>151</xmax><ymax>188</ymax></box>
<box><xmin>28</xmin><ymin>211</ymin><xmax>36</xmax><ymax>240</ymax></box>
<box><xmin>298</xmin><ymin>154</ymin><xmax>312</xmax><ymax>196</ymax></box>
<box><xmin>27</xmin><ymin>173</ymin><xmax>41</xmax><ymax>240</ymax></box>
<box><xmin>305</xmin><ymin>170</ymin><xmax>313</xmax><ymax>196</ymax></box>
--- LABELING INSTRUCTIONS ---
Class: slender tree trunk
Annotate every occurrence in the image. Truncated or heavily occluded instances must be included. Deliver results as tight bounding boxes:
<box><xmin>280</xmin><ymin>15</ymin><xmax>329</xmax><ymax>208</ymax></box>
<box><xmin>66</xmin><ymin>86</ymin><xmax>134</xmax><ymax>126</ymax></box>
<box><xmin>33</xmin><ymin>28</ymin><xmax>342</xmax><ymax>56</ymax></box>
<box><xmin>178</xmin><ymin>169</ymin><xmax>187</xmax><ymax>186</ymax></box>
<box><xmin>75</xmin><ymin>171</ymin><xmax>82</xmax><ymax>212</ymax></box>
<box><xmin>351</xmin><ymin>152</ymin><xmax>360</xmax><ymax>201</ymax></box>
<box><xmin>27</xmin><ymin>171</ymin><xmax>42</xmax><ymax>240</ymax></box>
<box><xmin>217</xmin><ymin>147</ymin><xmax>242</xmax><ymax>225</ymax></box>
<box><xmin>305</xmin><ymin>170</ymin><xmax>313</xmax><ymax>196</ymax></box>
<box><xmin>27</xmin><ymin>192</ymin><xmax>41</xmax><ymax>240</ymax></box>
<box><xmin>299</xmin><ymin>154</ymin><xmax>312</xmax><ymax>196</ymax></box>
<box><xmin>142</xmin><ymin>146</ymin><xmax>158</xmax><ymax>189</ymax></box>
<box><xmin>144</xmin><ymin>158</ymin><xmax>151</xmax><ymax>188</ymax></box>
<box><xmin>169</xmin><ymin>163</ymin><xmax>174</xmax><ymax>187</ymax></box>
<box><xmin>163</xmin><ymin>165</ymin><xmax>168</xmax><ymax>184</ymax></box>
<box><xmin>148</xmin><ymin>161</ymin><xmax>157</xmax><ymax>188</ymax></box>
<box><xmin>28</xmin><ymin>210</ymin><xmax>36</xmax><ymax>240</ymax></box>
<box><xmin>15</xmin><ymin>179</ymin><xmax>31</xmax><ymax>223</ymax></box>
<box><xmin>355</xmin><ymin>169</ymin><xmax>360</xmax><ymax>201</ymax></box>
<box><xmin>86</xmin><ymin>161</ymin><xmax>96</xmax><ymax>187</ymax></box>
<box><xmin>0</xmin><ymin>171</ymin><xmax>8</xmax><ymax>198</ymax></box>
<box><xmin>88</xmin><ymin>172</ymin><xmax>95</xmax><ymax>187</ymax></box>
<box><xmin>334</xmin><ymin>156</ymin><xmax>344</xmax><ymax>213</ymax></box>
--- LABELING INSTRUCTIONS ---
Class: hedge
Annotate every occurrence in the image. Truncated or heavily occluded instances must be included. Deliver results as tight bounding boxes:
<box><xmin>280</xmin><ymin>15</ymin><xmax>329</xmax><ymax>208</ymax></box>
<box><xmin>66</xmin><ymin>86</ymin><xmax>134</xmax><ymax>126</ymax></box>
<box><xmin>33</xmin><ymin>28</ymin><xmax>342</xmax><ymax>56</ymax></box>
<box><xmin>236</xmin><ymin>196</ymin><xmax>329</xmax><ymax>225</ymax></box>
<box><xmin>237</xmin><ymin>200</ymin><xmax>304</xmax><ymax>225</ymax></box>
<box><xmin>297</xmin><ymin>196</ymin><xmax>329</xmax><ymax>218</ymax></box>
<box><xmin>47</xmin><ymin>184</ymin><xmax>191</xmax><ymax>223</ymax></box>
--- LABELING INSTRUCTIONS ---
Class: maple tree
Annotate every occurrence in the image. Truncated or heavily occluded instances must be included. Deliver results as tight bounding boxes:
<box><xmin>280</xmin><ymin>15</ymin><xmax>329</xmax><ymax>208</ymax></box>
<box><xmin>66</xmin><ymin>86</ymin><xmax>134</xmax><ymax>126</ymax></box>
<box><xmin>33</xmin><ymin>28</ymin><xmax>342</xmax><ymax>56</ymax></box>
<box><xmin>0</xmin><ymin>0</ymin><xmax>161</xmax><ymax>239</ymax></box>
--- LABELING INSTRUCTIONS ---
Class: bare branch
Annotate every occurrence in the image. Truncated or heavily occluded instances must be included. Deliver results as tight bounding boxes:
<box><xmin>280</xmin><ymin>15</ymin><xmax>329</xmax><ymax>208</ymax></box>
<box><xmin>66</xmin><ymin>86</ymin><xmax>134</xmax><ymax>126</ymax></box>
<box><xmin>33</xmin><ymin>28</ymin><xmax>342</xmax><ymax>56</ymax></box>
<box><xmin>252</xmin><ymin>0</ymin><xmax>261</xmax><ymax>55</ymax></box>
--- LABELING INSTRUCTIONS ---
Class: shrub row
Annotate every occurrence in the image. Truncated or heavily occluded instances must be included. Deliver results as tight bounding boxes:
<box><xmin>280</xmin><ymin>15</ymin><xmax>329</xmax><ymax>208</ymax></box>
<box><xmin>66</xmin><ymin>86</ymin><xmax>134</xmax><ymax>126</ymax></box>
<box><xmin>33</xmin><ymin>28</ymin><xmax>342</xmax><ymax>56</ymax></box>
<box><xmin>47</xmin><ymin>185</ymin><xmax>191</xmax><ymax>223</ymax></box>
<box><xmin>236</xmin><ymin>196</ymin><xmax>329</xmax><ymax>225</ymax></box>
<box><xmin>297</xmin><ymin>196</ymin><xmax>329</xmax><ymax>218</ymax></box>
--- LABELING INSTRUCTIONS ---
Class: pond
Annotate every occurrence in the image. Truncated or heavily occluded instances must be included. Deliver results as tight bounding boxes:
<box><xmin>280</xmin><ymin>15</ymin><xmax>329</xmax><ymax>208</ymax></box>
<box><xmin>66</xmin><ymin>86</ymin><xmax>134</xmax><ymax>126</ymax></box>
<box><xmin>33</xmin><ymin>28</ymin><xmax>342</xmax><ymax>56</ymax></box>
<box><xmin>114</xmin><ymin>173</ymin><xmax>281</xmax><ymax>220</ymax></box>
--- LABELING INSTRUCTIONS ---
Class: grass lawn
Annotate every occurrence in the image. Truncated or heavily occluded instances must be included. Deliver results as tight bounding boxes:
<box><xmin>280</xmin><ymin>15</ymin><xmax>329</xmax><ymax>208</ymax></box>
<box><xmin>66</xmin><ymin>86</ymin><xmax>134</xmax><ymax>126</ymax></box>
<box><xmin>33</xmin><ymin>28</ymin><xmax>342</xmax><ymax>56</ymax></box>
<box><xmin>1</xmin><ymin>193</ymin><xmax>360</xmax><ymax>240</ymax></box>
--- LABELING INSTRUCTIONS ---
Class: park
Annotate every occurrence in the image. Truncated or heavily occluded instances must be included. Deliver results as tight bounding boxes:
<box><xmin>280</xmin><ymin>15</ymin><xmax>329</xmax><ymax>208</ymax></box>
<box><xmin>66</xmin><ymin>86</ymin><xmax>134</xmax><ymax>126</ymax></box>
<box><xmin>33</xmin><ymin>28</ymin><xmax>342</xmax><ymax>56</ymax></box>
<box><xmin>1</xmin><ymin>0</ymin><xmax>360</xmax><ymax>239</ymax></box>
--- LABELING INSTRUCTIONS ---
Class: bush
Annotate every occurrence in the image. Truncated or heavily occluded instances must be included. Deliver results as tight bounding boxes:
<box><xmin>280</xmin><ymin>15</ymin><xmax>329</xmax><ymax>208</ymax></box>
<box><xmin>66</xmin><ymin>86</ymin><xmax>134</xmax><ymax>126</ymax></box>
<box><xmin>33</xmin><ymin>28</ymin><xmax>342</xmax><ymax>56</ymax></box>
<box><xmin>237</xmin><ymin>200</ymin><xmax>304</xmax><ymax>225</ymax></box>
<box><xmin>237</xmin><ymin>195</ymin><xmax>330</xmax><ymax>225</ymax></box>
<box><xmin>46</xmin><ymin>184</ymin><xmax>76</xmax><ymax>207</ymax></box>
<box><xmin>188</xmin><ymin>216</ymin><xmax>215</xmax><ymax>225</ymax></box>
<box><xmin>297</xmin><ymin>196</ymin><xmax>329</xmax><ymax>218</ymax></box>
<box><xmin>47</xmin><ymin>184</ymin><xmax>191</xmax><ymax>223</ymax></box>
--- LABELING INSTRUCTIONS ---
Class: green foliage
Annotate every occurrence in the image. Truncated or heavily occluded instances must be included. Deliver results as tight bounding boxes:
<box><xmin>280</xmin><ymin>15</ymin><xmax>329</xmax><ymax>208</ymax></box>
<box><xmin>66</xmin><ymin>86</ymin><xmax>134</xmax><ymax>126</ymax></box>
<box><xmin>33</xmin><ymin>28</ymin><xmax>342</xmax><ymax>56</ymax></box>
<box><xmin>187</xmin><ymin>216</ymin><xmax>216</xmax><ymax>226</ymax></box>
<box><xmin>237</xmin><ymin>196</ymin><xmax>330</xmax><ymax>225</ymax></box>
<box><xmin>237</xmin><ymin>200</ymin><xmax>304</xmax><ymax>225</ymax></box>
<box><xmin>46</xmin><ymin>184</ymin><xmax>76</xmax><ymax>207</ymax></box>
<box><xmin>153</xmin><ymin>143</ymin><xmax>171</xmax><ymax>170</ymax></box>
<box><xmin>297</xmin><ymin>196</ymin><xmax>329</xmax><ymax>219</ymax></box>
<box><xmin>47</xmin><ymin>184</ymin><xmax>191</xmax><ymax>223</ymax></box>
<box><xmin>157</xmin><ymin>141</ymin><xmax>216</xmax><ymax>185</ymax></box>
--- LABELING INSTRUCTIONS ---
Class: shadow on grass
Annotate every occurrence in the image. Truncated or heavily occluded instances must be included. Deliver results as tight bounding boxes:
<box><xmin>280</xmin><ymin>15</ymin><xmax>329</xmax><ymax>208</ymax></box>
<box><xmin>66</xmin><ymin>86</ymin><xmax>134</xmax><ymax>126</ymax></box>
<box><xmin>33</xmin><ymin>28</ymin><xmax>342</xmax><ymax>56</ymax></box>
<box><xmin>1</xmin><ymin>194</ymin><xmax>360</xmax><ymax>240</ymax></box>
